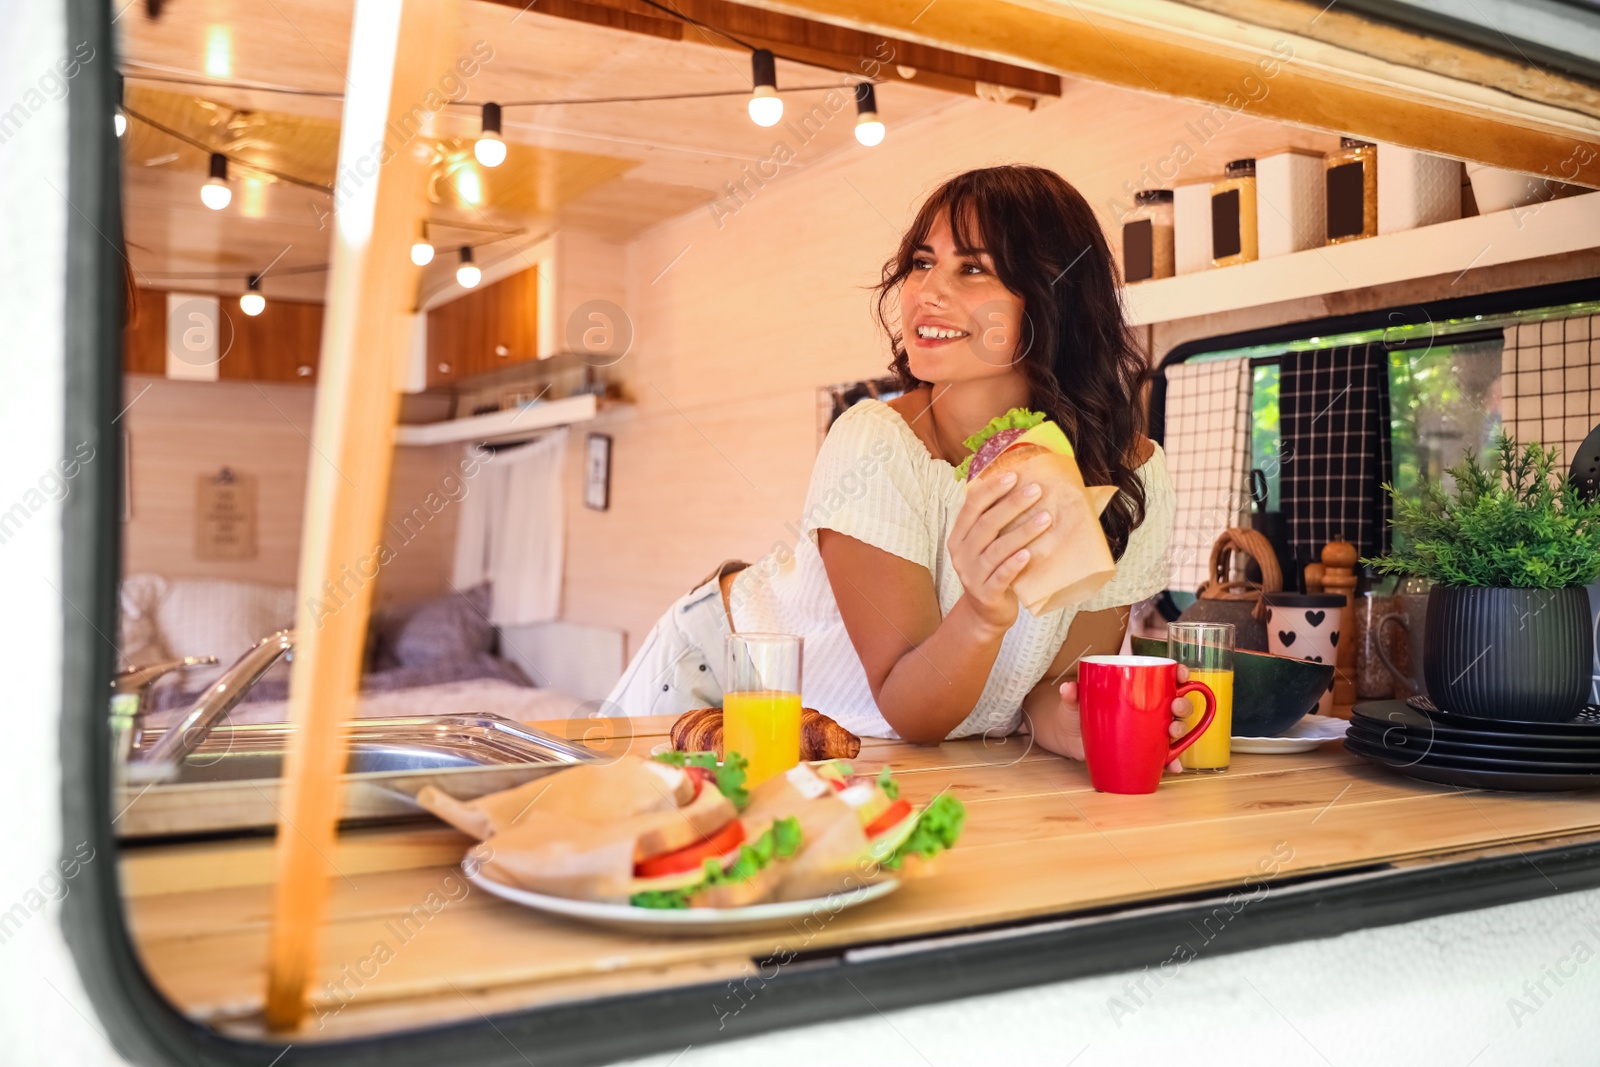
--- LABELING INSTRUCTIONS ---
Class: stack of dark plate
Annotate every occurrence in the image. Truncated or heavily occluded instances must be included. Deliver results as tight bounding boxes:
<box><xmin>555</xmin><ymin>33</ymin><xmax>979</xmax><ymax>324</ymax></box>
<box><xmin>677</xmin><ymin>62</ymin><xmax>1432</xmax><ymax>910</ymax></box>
<box><xmin>1346</xmin><ymin>698</ymin><xmax>1600</xmax><ymax>791</ymax></box>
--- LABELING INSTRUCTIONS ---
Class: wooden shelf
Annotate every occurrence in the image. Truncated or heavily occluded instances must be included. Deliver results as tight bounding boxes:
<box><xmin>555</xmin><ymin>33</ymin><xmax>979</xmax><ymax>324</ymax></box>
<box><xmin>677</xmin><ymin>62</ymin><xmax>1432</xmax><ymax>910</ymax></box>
<box><xmin>1123</xmin><ymin>192</ymin><xmax>1600</xmax><ymax>326</ymax></box>
<box><xmin>393</xmin><ymin>393</ymin><xmax>598</xmax><ymax>446</ymax></box>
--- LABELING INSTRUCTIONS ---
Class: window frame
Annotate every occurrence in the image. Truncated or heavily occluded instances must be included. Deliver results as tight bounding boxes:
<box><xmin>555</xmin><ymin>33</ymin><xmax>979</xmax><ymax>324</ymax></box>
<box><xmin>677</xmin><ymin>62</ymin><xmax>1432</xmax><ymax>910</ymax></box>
<box><xmin>59</xmin><ymin>2</ymin><xmax>1600</xmax><ymax>1060</ymax></box>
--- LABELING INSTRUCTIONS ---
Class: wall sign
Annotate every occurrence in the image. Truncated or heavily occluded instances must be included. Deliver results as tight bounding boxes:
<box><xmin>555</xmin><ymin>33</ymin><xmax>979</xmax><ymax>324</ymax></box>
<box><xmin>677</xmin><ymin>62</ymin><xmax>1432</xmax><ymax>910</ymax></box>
<box><xmin>195</xmin><ymin>467</ymin><xmax>258</xmax><ymax>560</ymax></box>
<box><xmin>584</xmin><ymin>433</ymin><xmax>611</xmax><ymax>511</ymax></box>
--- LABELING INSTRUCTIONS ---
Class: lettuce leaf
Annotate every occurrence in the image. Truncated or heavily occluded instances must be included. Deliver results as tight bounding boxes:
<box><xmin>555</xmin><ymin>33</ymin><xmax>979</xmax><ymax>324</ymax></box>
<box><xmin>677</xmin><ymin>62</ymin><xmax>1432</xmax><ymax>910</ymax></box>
<box><xmin>952</xmin><ymin>408</ymin><xmax>1046</xmax><ymax>481</ymax></box>
<box><xmin>876</xmin><ymin>766</ymin><xmax>900</xmax><ymax>801</ymax></box>
<box><xmin>630</xmin><ymin>815</ymin><xmax>802</xmax><ymax>909</ymax></box>
<box><xmin>883</xmin><ymin>793</ymin><xmax>966</xmax><ymax>870</ymax></box>
<box><xmin>650</xmin><ymin>749</ymin><xmax>750</xmax><ymax>808</ymax></box>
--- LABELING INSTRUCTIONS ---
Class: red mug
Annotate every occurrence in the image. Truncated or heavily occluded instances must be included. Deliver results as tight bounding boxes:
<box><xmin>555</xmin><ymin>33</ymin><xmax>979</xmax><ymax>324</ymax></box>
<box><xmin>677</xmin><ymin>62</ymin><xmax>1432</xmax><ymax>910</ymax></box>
<box><xmin>1079</xmin><ymin>655</ymin><xmax>1216</xmax><ymax>795</ymax></box>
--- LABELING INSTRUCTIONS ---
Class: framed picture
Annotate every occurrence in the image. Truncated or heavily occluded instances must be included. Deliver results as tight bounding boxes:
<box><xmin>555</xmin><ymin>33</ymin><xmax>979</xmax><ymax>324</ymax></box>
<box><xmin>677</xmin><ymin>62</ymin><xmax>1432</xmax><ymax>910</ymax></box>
<box><xmin>584</xmin><ymin>432</ymin><xmax>612</xmax><ymax>511</ymax></box>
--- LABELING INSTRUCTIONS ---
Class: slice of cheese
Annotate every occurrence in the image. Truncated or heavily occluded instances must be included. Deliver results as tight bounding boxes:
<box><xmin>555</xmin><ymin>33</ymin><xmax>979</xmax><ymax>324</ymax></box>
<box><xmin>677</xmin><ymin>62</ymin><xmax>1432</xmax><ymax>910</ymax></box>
<box><xmin>1012</xmin><ymin>421</ymin><xmax>1074</xmax><ymax>458</ymax></box>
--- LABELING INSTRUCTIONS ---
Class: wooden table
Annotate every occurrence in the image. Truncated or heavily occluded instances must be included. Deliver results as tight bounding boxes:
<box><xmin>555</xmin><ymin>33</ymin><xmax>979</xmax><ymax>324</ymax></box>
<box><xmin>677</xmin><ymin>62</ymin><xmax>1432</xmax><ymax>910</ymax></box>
<box><xmin>121</xmin><ymin>715</ymin><xmax>1600</xmax><ymax>1040</ymax></box>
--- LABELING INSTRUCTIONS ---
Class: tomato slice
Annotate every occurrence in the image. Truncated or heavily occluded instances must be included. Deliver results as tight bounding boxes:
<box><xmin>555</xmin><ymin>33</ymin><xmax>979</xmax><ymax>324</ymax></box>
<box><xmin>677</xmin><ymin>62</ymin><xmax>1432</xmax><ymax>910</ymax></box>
<box><xmin>634</xmin><ymin>819</ymin><xmax>746</xmax><ymax>878</ymax></box>
<box><xmin>863</xmin><ymin>798</ymin><xmax>912</xmax><ymax>839</ymax></box>
<box><xmin>683</xmin><ymin>765</ymin><xmax>717</xmax><ymax>800</ymax></box>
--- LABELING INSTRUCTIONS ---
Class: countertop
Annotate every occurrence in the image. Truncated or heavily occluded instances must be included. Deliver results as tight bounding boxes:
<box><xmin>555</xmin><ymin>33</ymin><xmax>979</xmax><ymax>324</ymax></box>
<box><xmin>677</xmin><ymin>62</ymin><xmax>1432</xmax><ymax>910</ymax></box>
<box><xmin>121</xmin><ymin>714</ymin><xmax>1600</xmax><ymax>1040</ymax></box>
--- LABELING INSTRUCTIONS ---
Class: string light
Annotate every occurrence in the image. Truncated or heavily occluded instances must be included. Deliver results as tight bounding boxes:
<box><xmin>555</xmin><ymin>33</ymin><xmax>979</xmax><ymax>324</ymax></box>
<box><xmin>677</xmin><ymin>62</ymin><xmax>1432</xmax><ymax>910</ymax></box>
<box><xmin>114</xmin><ymin>72</ymin><xmax>126</xmax><ymax>138</ymax></box>
<box><xmin>455</xmin><ymin>246</ymin><xmax>481</xmax><ymax>289</ymax></box>
<box><xmin>411</xmin><ymin>223</ymin><xmax>435</xmax><ymax>266</ymax></box>
<box><xmin>474</xmin><ymin>102</ymin><xmax>506</xmax><ymax>168</ymax></box>
<box><xmin>853</xmin><ymin>83</ymin><xmax>884</xmax><ymax>147</ymax></box>
<box><xmin>200</xmin><ymin>152</ymin><xmax>231</xmax><ymax>210</ymax></box>
<box><xmin>747</xmin><ymin>49</ymin><xmax>781</xmax><ymax>128</ymax></box>
<box><xmin>239</xmin><ymin>275</ymin><xmax>265</xmax><ymax>316</ymax></box>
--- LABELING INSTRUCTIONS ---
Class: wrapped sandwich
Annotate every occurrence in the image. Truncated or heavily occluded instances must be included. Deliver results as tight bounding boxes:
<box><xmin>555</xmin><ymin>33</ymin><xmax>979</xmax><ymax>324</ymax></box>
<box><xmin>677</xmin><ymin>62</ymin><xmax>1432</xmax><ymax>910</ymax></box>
<box><xmin>418</xmin><ymin>752</ymin><xmax>965</xmax><ymax>909</ymax></box>
<box><xmin>955</xmin><ymin>408</ymin><xmax>1120</xmax><ymax>615</ymax></box>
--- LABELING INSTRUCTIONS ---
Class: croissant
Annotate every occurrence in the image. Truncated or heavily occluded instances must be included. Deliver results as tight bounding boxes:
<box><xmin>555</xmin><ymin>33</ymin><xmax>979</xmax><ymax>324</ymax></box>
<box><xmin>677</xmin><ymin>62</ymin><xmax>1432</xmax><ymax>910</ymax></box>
<box><xmin>670</xmin><ymin>707</ymin><xmax>861</xmax><ymax>762</ymax></box>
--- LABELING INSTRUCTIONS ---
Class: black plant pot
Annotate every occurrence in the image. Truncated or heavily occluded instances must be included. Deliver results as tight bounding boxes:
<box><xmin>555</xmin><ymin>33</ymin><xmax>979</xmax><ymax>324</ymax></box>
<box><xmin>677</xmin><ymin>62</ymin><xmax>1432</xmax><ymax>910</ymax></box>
<box><xmin>1424</xmin><ymin>585</ymin><xmax>1594</xmax><ymax>722</ymax></box>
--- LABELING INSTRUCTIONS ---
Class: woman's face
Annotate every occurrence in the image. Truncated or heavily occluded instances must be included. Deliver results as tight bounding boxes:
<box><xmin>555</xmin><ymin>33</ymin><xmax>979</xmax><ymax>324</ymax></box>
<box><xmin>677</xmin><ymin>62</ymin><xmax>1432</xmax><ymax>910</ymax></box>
<box><xmin>898</xmin><ymin>210</ymin><xmax>1027</xmax><ymax>384</ymax></box>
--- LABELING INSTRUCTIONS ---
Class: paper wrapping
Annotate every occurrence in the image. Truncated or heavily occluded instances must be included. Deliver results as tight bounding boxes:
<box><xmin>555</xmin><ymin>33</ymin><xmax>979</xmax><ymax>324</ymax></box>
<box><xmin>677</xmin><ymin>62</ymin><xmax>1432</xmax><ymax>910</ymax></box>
<box><xmin>469</xmin><ymin>810</ymin><xmax>642</xmax><ymax>901</ymax></box>
<box><xmin>972</xmin><ymin>425</ymin><xmax>1119</xmax><ymax>616</ymax></box>
<box><xmin>416</xmin><ymin>757</ymin><xmax>688</xmax><ymax>840</ymax></box>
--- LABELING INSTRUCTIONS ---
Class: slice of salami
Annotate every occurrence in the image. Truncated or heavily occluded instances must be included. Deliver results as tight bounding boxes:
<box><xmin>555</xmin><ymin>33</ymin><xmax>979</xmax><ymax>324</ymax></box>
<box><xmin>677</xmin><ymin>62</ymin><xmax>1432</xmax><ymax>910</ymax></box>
<box><xmin>967</xmin><ymin>427</ymin><xmax>1028</xmax><ymax>481</ymax></box>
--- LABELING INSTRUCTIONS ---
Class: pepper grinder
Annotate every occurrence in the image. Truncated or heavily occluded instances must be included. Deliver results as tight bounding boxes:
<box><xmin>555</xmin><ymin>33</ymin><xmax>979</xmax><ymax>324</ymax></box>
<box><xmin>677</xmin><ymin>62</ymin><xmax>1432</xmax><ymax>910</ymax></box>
<box><xmin>1320</xmin><ymin>541</ymin><xmax>1359</xmax><ymax>708</ymax></box>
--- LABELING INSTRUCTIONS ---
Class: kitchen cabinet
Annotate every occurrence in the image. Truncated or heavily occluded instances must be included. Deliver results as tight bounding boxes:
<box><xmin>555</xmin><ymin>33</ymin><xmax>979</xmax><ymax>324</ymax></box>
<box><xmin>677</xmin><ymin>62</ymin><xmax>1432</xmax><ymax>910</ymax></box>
<box><xmin>425</xmin><ymin>265</ymin><xmax>540</xmax><ymax>388</ymax></box>
<box><xmin>122</xmin><ymin>288</ymin><xmax>323</xmax><ymax>383</ymax></box>
<box><xmin>220</xmin><ymin>298</ymin><xmax>323</xmax><ymax>383</ymax></box>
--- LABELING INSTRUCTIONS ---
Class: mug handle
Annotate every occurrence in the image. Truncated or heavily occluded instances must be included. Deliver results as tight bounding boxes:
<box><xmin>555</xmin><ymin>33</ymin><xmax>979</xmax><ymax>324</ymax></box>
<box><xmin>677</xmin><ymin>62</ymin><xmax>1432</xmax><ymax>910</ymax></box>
<box><xmin>1376</xmin><ymin>614</ymin><xmax>1421</xmax><ymax>690</ymax></box>
<box><xmin>1168</xmin><ymin>681</ymin><xmax>1217</xmax><ymax>762</ymax></box>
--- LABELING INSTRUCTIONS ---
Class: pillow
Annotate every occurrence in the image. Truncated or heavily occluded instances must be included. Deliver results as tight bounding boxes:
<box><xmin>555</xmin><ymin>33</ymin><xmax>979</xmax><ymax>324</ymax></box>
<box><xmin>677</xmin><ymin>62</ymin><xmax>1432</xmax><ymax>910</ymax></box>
<box><xmin>118</xmin><ymin>573</ymin><xmax>171</xmax><ymax>671</ymax></box>
<box><xmin>155</xmin><ymin>578</ymin><xmax>297</xmax><ymax>689</ymax></box>
<box><xmin>391</xmin><ymin>583</ymin><xmax>495</xmax><ymax>667</ymax></box>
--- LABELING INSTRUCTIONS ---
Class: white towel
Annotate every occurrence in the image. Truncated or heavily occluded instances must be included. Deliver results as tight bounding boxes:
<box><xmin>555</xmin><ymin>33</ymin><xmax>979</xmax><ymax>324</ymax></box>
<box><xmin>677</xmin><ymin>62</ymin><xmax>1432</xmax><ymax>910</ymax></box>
<box><xmin>452</xmin><ymin>429</ymin><xmax>569</xmax><ymax>625</ymax></box>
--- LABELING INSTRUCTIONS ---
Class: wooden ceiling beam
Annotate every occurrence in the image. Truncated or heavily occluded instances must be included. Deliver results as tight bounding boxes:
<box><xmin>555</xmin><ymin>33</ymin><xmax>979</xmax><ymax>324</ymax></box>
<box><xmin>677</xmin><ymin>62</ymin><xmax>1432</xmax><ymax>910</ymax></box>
<box><xmin>480</xmin><ymin>0</ymin><xmax>1061</xmax><ymax>105</ymax></box>
<box><xmin>738</xmin><ymin>0</ymin><xmax>1600</xmax><ymax>185</ymax></box>
<box><xmin>521</xmin><ymin>0</ymin><xmax>686</xmax><ymax>41</ymax></box>
<box><xmin>1177</xmin><ymin>0</ymin><xmax>1600</xmax><ymax>122</ymax></box>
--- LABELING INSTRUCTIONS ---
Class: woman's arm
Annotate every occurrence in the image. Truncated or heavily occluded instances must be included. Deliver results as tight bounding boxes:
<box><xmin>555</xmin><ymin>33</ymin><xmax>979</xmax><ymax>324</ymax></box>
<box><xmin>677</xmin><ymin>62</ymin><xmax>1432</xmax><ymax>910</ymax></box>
<box><xmin>1022</xmin><ymin>606</ymin><xmax>1192</xmax><ymax>772</ymax></box>
<box><xmin>817</xmin><ymin>466</ymin><xmax>1054</xmax><ymax>743</ymax></box>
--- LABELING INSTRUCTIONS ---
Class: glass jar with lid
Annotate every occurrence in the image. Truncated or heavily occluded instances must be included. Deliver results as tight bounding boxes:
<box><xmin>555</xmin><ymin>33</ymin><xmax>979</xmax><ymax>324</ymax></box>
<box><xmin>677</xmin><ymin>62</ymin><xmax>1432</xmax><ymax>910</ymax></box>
<box><xmin>1210</xmin><ymin>159</ymin><xmax>1258</xmax><ymax>267</ymax></box>
<box><xmin>1325</xmin><ymin>137</ymin><xmax>1378</xmax><ymax>244</ymax></box>
<box><xmin>1122</xmin><ymin>190</ymin><xmax>1175</xmax><ymax>283</ymax></box>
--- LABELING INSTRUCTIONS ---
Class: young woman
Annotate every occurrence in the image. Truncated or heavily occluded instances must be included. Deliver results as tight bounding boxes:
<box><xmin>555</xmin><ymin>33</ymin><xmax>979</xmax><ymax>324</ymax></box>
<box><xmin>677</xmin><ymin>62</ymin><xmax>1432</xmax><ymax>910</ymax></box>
<box><xmin>607</xmin><ymin>165</ymin><xmax>1186</xmax><ymax>760</ymax></box>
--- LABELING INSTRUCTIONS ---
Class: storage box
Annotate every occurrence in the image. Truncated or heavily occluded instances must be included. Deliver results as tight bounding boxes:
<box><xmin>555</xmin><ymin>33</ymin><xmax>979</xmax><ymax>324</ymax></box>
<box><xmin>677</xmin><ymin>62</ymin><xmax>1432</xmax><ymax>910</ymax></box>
<box><xmin>1256</xmin><ymin>149</ymin><xmax>1327</xmax><ymax>258</ymax></box>
<box><xmin>1174</xmin><ymin>181</ymin><xmax>1214</xmax><ymax>275</ymax></box>
<box><xmin>1378</xmin><ymin>144</ymin><xmax>1462</xmax><ymax>233</ymax></box>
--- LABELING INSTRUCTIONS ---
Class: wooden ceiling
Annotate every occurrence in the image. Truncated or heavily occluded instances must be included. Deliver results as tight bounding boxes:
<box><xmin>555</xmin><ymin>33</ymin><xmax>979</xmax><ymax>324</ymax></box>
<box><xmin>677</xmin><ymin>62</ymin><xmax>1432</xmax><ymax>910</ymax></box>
<box><xmin>117</xmin><ymin>0</ymin><xmax>1033</xmax><ymax>301</ymax></box>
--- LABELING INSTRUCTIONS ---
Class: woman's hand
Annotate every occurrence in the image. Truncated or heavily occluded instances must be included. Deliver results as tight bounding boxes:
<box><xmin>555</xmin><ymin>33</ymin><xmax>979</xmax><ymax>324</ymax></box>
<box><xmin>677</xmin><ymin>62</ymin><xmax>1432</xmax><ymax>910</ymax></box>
<box><xmin>947</xmin><ymin>469</ymin><xmax>1055</xmax><ymax>633</ymax></box>
<box><xmin>1049</xmin><ymin>664</ymin><xmax>1196</xmax><ymax>773</ymax></box>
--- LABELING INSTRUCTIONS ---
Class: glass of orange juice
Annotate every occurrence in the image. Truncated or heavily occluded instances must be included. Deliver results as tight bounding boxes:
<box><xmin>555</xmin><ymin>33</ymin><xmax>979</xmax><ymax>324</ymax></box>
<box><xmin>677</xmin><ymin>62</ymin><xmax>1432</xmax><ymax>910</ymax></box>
<box><xmin>1168</xmin><ymin>622</ymin><xmax>1234</xmax><ymax>773</ymax></box>
<box><xmin>723</xmin><ymin>633</ymin><xmax>803</xmax><ymax>786</ymax></box>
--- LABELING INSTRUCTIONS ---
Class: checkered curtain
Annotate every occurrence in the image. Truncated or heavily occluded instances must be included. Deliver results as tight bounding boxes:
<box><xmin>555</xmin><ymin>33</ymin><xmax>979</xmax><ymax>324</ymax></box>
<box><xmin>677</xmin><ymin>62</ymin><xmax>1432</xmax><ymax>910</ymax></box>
<box><xmin>1279</xmin><ymin>344</ymin><xmax>1393</xmax><ymax>566</ymax></box>
<box><xmin>1162</xmin><ymin>358</ymin><xmax>1254</xmax><ymax>593</ymax></box>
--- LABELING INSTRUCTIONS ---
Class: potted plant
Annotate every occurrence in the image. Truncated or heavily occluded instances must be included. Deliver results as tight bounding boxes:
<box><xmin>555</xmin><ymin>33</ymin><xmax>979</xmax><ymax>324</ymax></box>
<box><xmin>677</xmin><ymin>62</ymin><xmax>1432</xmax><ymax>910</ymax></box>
<box><xmin>1366</xmin><ymin>434</ymin><xmax>1600</xmax><ymax>722</ymax></box>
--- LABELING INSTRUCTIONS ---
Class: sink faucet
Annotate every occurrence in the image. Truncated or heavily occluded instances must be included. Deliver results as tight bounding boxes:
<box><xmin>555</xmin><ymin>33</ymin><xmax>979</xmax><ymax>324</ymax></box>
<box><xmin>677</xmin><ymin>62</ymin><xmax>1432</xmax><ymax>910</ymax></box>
<box><xmin>109</xmin><ymin>655</ymin><xmax>220</xmax><ymax>771</ymax></box>
<box><xmin>124</xmin><ymin>630</ymin><xmax>295</xmax><ymax>783</ymax></box>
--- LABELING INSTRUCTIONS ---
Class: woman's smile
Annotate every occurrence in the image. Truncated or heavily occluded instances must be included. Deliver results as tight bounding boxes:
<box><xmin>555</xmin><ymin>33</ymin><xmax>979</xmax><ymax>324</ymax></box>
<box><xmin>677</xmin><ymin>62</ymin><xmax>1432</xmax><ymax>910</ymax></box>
<box><xmin>898</xmin><ymin>212</ymin><xmax>1024</xmax><ymax>378</ymax></box>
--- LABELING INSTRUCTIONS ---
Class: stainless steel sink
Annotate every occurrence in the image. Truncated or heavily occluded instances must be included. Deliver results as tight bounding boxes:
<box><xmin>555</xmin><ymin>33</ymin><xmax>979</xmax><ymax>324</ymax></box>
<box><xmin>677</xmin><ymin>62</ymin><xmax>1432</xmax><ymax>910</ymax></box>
<box><xmin>116</xmin><ymin>715</ymin><xmax>596</xmax><ymax>839</ymax></box>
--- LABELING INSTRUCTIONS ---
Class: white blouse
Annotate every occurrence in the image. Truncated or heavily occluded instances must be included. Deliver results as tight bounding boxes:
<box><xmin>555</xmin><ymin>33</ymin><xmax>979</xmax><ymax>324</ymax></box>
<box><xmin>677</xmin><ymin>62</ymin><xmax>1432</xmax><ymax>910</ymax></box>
<box><xmin>728</xmin><ymin>398</ymin><xmax>1175</xmax><ymax>739</ymax></box>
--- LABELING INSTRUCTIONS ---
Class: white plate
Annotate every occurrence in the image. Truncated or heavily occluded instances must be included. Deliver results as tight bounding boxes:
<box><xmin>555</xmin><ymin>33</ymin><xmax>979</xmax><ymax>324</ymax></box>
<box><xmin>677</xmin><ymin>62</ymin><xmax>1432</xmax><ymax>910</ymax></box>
<box><xmin>465</xmin><ymin>866</ymin><xmax>901</xmax><ymax>935</ymax></box>
<box><xmin>1232</xmin><ymin>716</ymin><xmax>1350</xmax><ymax>754</ymax></box>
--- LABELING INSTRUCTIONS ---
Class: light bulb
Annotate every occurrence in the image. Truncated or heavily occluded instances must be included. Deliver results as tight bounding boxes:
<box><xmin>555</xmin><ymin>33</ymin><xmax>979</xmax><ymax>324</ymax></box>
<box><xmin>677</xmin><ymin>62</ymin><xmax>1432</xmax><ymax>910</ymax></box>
<box><xmin>456</xmin><ymin>247</ymin><xmax>480</xmax><ymax>288</ymax></box>
<box><xmin>240</xmin><ymin>276</ymin><xmax>265</xmax><ymax>316</ymax></box>
<box><xmin>201</xmin><ymin>178</ymin><xmax>231</xmax><ymax>210</ymax></box>
<box><xmin>114</xmin><ymin>110</ymin><xmax>126</xmax><ymax>137</ymax></box>
<box><xmin>201</xmin><ymin>153</ymin><xmax>230</xmax><ymax>210</ymax></box>
<box><xmin>748</xmin><ymin>85</ymin><xmax>782</xmax><ymax>128</ymax></box>
<box><xmin>474</xmin><ymin>102</ymin><xmax>506</xmax><ymax>167</ymax></box>
<box><xmin>411</xmin><ymin>240</ymin><xmax>435</xmax><ymax>266</ymax></box>
<box><xmin>748</xmin><ymin>50</ymin><xmax>781</xmax><ymax>127</ymax></box>
<box><xmin>474</xmin><ymin>132</ymin><xmax>506</xmax><ymax>168</ymax></box>
<box><xmin>853</xmin><ymin>83</ymin><xmax>884</xmax><ymax>146</ymax></box>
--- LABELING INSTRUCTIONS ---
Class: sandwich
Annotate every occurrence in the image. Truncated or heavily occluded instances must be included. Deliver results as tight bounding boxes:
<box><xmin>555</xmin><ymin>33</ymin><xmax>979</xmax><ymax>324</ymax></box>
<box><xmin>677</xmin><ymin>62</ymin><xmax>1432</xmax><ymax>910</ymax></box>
<box><xmin>427</xmin><ymin>751</ymin><xmax>967</xmax><ymax>910</ymax></box>
<box><xmin>954</xmin><ymin>407</ymin><xmax>1121</xmax><ymax>614</ymax></box>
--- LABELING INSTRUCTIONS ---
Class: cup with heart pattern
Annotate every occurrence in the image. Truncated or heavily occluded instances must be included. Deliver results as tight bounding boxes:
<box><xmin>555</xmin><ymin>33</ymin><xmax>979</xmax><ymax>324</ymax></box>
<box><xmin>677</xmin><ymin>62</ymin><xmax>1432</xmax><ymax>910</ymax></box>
<box><xmin>1263</xmin><ymin>593</ymin><xmax>1347</xmax><ymax>715</ymax></box>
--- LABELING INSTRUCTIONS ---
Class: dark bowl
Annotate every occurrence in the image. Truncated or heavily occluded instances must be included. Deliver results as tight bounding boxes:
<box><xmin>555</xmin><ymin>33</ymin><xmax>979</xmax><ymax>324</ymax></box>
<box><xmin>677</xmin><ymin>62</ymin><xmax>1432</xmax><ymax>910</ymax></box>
<box><xmin>1131</xmin><ymin>636</ymin><xmax>1335</xmax><ymax>736</ymax></box>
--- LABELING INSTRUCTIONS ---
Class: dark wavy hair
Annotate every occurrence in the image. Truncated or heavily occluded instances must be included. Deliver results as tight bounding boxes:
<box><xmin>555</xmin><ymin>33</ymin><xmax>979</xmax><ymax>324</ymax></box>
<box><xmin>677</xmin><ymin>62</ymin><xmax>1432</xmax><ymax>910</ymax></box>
<box><xmin>875</xmin><ymin>165</ymin><xmax>1149</xmax><ymax>559</ymax></box>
